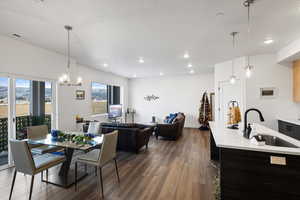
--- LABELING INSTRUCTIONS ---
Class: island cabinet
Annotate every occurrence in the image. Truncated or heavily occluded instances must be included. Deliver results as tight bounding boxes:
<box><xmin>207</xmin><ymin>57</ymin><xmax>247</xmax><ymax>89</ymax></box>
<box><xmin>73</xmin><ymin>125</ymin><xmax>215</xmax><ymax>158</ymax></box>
<box><xmin>210</xmin><ymin>130</ymin><xmax>220</xmax><ymax>161</ymax></box>
<box><xmin>220</xmin><ymin>148</ymin><xmax>300</xmax><ymax>200</ymax></box>
<box><xmin>278</xmin><ymin>120</ymin><xmax>300</xmax><ymax>140</ymax></box>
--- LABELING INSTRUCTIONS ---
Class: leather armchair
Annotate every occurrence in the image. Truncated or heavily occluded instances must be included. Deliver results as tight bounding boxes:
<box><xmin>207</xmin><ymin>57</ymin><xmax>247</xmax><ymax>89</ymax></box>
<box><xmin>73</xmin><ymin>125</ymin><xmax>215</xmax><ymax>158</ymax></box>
<box><xmin>155</xmin><ymin>113</ymin><xmax>185</xmax><ymax>140</ymax></box>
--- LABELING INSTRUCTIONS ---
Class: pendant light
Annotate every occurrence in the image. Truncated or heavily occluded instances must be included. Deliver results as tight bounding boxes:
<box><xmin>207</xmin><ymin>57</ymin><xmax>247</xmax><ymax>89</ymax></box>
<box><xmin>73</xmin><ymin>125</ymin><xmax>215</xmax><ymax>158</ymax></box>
<box><xmin>229</xmin><ymin>32</ymin><xmax>238</xmax><ymax>85</ymax></box>
<box><xmin>59</xmin><ymin>25</ymin><xmax>82</xmax><ymax>86</ymax></box>
<box><xmin>244</xmin><ymin>0</ymin><xmax>255</xmax><ymax>78</ymax></box>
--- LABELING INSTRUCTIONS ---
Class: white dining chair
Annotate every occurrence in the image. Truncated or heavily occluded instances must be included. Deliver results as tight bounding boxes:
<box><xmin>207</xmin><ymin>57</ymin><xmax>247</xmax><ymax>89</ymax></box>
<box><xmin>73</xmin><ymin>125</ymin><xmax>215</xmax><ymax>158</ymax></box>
<box><xmin>27</xmin><ymin>125</ymin><xmax>62</xmax><ymax>154</ymax></box>
<box><xmin>9</xmin><ymin>140</ymin><xmax>65</xmax><ymax>200</ymax></box>
<box><xmin>75</xmin><ymin>130</ymin><xmax>119</xmax><ymax>198</ymax></box>
<box><xmin>87</xmin><ymin>122</ymin><xmax>101</xmax><ymax>135</ymax></box>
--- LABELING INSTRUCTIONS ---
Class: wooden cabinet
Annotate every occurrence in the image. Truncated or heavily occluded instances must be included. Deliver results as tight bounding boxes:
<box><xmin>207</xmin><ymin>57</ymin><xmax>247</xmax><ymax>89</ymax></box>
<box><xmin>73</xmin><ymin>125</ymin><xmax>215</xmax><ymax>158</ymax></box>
<box><xmin>293</xmin><ymin>60</ymin><xmax>300</xmax><ymax>102</ymax></box>
<box><xmin>221</xmin><ymin>148</ymin><xmax>300</xmax><ymax>200</ymax></box>
<box><xmin>278</xmin><ymin>120</ymin><xmax>300</xmax><ymax>140</ymax></box>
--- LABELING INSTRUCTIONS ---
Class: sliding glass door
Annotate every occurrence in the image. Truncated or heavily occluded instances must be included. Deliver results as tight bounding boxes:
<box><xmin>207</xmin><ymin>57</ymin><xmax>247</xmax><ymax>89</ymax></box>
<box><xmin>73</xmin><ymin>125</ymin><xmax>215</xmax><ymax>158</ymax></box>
<box><xmin>0</xmin><ymin>75</ymin><xmax>55</xmax><ymax>169</ymax></box>
<box><xmin>0</xmin><ymin>77</ymin><xmax>9</xmax><ymax>169</ymax></box>
<box><xmin>15</xmin><ymin>79</ymin><xmax>53</xmax><ymax>140</ymax></box>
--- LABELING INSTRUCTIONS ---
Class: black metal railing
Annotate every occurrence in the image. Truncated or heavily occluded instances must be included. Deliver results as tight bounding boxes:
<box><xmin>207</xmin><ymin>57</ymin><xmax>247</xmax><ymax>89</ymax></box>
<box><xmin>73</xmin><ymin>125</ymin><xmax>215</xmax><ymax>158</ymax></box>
<box><xmin>0</xmin><ymin>115</ymin><xmax>51</xmax><ymax>153</ymax></box>
<box><xmin>0</xmin><ymin>118</ymin><xmax>8</xmax><ymax>153</ymax></box>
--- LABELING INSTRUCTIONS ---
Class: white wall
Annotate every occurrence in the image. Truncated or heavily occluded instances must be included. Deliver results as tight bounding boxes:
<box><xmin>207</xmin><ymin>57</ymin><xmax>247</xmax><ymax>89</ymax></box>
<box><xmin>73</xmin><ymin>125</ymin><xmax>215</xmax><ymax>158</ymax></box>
<box><xmin>214</xmin><ymin>57</ymin><xmax>247</xmax><ymax>128</ymax></box>
<box><xmin>0</xmin><ymin>35</ymin><xmax>128</xmax><ymax>130</ymax></box>
<box><xmin>214</xmin><ymin>54</ymin><xmax>300</xmax><ymax>130</ymax></box>
<box><xmin>128</xmin><ymin>74</ymin><xmax>214</xmax><ymax>128</ymax></box>
<box><xmin>246</xmin><ymin>54</ymin><xmax>299</xmax><ymax>130</ymax></box>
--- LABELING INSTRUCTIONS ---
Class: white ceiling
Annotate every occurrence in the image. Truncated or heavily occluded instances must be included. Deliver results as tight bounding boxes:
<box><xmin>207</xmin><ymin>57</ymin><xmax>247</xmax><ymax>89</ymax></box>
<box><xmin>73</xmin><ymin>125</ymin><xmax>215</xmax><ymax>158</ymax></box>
<box><xmin>0</xmin><ymin>0</ymin><xmax>300</xmax><ymax>78</ymax></box>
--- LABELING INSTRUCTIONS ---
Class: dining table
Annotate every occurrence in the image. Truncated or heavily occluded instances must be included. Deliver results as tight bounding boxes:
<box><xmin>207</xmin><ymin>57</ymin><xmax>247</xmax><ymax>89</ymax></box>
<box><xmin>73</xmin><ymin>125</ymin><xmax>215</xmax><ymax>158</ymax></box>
<box><xmin>27</xmin><ymin>132</ymin><xmax>103</xmax><ymax>188</ymax></box>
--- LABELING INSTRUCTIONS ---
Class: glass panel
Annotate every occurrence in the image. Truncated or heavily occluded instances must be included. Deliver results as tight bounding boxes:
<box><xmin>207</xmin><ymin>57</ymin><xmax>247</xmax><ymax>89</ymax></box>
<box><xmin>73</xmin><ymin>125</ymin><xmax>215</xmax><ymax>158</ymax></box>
<box><xmin>45</xmin><ymin>81</ymin><xmax>52</xmax><ymax>115</ymax></box>
<box><xmin>15</xmin><ymin>79</ymin><xmax>52</xmax><ymax>139</ymax></box>
<box><xmin>91</xmin><ymin>82</ymin><xmax>108</xmax><ymax>114</ymax></box>
<box><xmin>0</xmin><ymin>77</ymin><xmax>8</xmax><ymax>167</ymax></box>
<box><xmin>15</xmin><ymin>79</ymin><xmax>31</xmax><ymax>117</ymax></box>
<box><xmin>15</xmin><ymin>79</ymin><xmax>31</xmax><ymax>139</ymax></box>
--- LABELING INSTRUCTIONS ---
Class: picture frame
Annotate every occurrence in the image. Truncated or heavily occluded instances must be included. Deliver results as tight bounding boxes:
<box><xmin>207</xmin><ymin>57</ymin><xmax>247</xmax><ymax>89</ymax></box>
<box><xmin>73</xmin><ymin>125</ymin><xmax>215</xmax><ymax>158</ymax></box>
<box><xmin>76</xmin><ymin>90</ymin><xmax>85</xmax><ymax>100</ymax></box>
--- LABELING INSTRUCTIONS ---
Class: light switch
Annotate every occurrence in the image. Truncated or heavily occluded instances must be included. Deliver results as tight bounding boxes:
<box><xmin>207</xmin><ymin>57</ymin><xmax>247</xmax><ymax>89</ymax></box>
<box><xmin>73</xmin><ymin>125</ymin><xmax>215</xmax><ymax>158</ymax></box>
<box><xmin>270</xmin><ymin>156</ymin><xmax>286</xmax><ymax>166</ymax></box>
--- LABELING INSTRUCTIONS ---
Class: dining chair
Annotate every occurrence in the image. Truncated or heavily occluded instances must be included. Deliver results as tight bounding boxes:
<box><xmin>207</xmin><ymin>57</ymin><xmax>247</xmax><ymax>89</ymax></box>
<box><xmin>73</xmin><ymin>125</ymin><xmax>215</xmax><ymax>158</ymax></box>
<box><xmin>27</xmin><ymin>125</ymin><xmax>62</xmax><ymax>154</ymax></box>
<box><xmin>87</xmin><ymin>122</ymin><xmax>101</xmax><ymax>135</ymax></box>
<box><xmin>9</xmin><ymin>139</ymin><xmax>65</xmax><ymax>200</ymax></box>
<box><xmin>75</xmin><ymin>130</ymin><xmax>120</xmax><ymax>198</ymax></box>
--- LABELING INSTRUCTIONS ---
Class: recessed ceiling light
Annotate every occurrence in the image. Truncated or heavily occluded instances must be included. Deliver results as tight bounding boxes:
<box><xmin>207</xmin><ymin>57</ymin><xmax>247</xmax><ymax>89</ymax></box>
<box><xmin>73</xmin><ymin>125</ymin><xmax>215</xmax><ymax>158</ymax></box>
<box><xmin>12</xmin><ymin>33</ymin><xmax>21</xmax><ymax>38</ymax></box>
<box><xmin>189</xmin><ymin>69</ymin><xmax>195</xmax><ymax>74</ymax></box>
<box><xmin>138</xmin><ymin>57</ymin><xmax>145</xmax><ymax>63</ymax></box>
<box><xmin>187</xmin><ymin>63</ymin><xmax>193</xmax><ymax>68</ymax></box>
<box><xmin>264</xmin><ymin>38</ymin><xmax>274</xmax><ymax>44</ymax></box>
<box><xmin>183</xmin><ymin>52</ymin><xmax>190</xmax><ymax>59</ymax></box>
<box><xmin>103</xmin><ymin>63</ymin><xmax>108</xmax><ymax>67</ymax></box>
<box><xmin>133</xmin><ymin>74</ymin><xmax>137</xmax><ymax>78</ymax></box>
<box><xmin>159</xmin><ymin>72</ymin><xmax>164</xmax><ymax>76</ymax></box>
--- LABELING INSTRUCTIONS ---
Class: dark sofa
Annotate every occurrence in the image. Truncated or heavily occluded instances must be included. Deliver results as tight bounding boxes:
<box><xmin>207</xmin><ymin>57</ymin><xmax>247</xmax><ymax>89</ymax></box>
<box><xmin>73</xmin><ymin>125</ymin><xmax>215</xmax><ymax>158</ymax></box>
<box><xmin>100</xmin><ymin>123</ymin><xmax>153</xmax><ymax>153</ymax></box>
<box><xmin>155</xmin><ymin>113</ymin><xmax>185</xmax><ymax>140</ymax></box>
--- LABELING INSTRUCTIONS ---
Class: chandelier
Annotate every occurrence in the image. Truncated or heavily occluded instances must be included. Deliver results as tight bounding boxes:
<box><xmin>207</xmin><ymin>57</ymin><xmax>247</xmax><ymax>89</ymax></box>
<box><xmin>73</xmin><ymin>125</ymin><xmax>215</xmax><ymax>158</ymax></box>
<box><xmin>59</xmin><ymin>25</ymin><xmax>82</xmax><ymax>86</ymax></box>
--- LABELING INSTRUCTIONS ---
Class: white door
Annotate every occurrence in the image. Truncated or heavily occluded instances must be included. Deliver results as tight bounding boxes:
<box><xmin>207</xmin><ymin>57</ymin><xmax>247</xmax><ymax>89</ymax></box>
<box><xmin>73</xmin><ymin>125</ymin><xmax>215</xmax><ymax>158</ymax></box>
<box><xmin>218</xmin><ymin>80</ymin><xmax>244</xmax><ymax>129</ymax></box>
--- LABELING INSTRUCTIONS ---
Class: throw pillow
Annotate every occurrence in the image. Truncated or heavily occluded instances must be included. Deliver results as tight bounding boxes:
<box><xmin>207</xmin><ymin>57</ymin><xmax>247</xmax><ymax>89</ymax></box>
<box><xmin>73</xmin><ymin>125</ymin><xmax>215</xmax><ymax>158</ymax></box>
<box><xmin>167</xmin><ymin>113</ymin><xmax>177</xmax><ymax>123</ymax></box>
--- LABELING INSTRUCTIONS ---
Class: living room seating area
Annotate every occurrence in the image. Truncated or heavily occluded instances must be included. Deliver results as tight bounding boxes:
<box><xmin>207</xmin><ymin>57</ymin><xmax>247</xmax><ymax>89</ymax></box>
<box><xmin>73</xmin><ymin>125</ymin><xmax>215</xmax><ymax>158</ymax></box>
<box><xmin>100</xmin><ymin>123</ymin><xmax>154</xmax><ymax>153</ymax></box>
<box><xmin>155</xmin><ymin>113</ymin><xmax>186</xmax><ymax>140</ymax></box>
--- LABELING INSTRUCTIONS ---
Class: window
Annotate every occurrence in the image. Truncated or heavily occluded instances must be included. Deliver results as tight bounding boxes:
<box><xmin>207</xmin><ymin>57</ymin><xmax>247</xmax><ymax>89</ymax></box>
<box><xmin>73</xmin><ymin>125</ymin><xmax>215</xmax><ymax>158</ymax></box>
<box><xmin>15</xmin><ymin>79</ymin><xmax>31</xmax><ymax>117</ymax></box>
<box><xmin>92</xmin><ymin>82</ymin><xmax>108</xmax><ymax>114</ymax></box>
<box><xmin>91</xmin><ymin>82</ymin><xmax>121</xmax><ymax>114</ymax></box>
<box><xmin>0</xmin><ymin>77</ymin><xmax>8</xmax><ymax>119</ymax></box>
<box><xmin>45</xmin><ymin>81</ymin><xmax>52</xmax><ymax>114</ymax></box>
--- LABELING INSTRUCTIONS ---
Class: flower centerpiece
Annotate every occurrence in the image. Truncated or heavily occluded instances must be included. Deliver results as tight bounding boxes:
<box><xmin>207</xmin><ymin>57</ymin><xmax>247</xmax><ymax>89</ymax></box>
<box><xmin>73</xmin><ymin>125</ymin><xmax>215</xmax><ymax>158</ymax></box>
<box><xmin>51</xmin><ymin>130</ymin><xmax>96</xmax><ymax>145</ymax></box>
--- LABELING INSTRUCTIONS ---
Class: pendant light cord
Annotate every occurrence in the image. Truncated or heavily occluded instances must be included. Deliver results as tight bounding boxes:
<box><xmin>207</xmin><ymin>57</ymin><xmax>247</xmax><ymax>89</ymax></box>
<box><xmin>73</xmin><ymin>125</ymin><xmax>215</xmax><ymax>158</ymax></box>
<box><xmin>244</xmin><ymin>0</ymin><xmax>253</xmax><ymax>67</ymax></box>
<box><xmin>247</xmin><ymin>1</ymin><xmax>250</xmax><ymax>66</ymax></box>
<box><xmin>67</xmin><ymin>28</ymin><xmax>71</xmax><ymax>76</ymax></box>
<box><xmin>231</xmin><ymin>32</ymin><xmax>238</xmax><ymax>76</ymax></box>
<box><xmin>232</xmin><ymin>34</ymin><xmax>234</xmax><ymax>75</ymax></box>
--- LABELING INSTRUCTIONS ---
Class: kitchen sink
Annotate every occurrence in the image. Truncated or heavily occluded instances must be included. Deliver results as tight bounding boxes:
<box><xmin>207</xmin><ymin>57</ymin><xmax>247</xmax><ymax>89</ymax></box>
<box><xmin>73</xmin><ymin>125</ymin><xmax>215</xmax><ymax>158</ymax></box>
<box><xmin>254</xmin><ymin>134</ymin><xmax>299</xmax><ymax>148</ymax></box>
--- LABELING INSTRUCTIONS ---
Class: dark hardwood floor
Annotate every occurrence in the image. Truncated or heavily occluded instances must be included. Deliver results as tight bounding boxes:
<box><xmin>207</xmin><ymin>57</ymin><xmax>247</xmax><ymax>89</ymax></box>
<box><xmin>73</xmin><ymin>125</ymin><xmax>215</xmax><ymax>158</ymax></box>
<box><xmin>0</xmin><ymin>128</ymin><xmax>217</xmax><ymax>200</ymax></box>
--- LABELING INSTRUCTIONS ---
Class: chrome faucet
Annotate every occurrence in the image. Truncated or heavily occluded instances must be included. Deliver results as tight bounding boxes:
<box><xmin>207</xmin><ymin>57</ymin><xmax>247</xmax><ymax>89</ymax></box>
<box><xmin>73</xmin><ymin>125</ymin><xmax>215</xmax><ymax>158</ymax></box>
<box><xmin>243</xmin><ymin>108</ymin><xmax>265</xmax><ymax>139</ymax></box>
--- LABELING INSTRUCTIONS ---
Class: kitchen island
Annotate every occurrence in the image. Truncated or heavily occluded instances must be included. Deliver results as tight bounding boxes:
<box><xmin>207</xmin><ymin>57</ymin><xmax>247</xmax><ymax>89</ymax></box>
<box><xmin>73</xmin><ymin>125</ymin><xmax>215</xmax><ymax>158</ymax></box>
<box><xmin>209</xmin><ymin>121</ymin><xmax>300</xmax><ymax>200</ymax></box>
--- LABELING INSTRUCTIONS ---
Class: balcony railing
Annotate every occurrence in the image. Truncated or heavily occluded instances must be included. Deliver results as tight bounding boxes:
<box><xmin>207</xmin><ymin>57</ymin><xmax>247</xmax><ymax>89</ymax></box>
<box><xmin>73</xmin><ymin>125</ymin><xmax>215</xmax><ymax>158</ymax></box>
<box><xmin>0</xmin><ymin>115</ymin><xmax>51</xmax><ymax>153</ymax></box>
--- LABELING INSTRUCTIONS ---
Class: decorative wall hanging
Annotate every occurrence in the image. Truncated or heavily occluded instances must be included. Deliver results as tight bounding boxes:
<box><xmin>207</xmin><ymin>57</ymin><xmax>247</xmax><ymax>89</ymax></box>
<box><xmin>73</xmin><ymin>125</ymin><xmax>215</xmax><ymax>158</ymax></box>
<box><xmin>144</xmin><ymin>95</ymin><xmax>159</xmax><ymax>101</ymax></box>
<box><xmin>76</xmin><ymin>90</ymin><xmax>85</xmax><ymax>100</ymax></box>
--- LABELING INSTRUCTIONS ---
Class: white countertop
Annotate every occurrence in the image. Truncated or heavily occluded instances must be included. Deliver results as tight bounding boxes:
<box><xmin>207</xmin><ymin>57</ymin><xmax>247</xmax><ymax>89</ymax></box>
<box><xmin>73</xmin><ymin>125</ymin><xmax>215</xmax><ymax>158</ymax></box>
<box><xmin>209</xmin><ymin>121</ymin><xmax>300</xmax><ymax>156</ymax></box>
<box><xmin>277</xmin><ymin>117</ymin><xmax>300</xmax><ymax>126</ymax></box>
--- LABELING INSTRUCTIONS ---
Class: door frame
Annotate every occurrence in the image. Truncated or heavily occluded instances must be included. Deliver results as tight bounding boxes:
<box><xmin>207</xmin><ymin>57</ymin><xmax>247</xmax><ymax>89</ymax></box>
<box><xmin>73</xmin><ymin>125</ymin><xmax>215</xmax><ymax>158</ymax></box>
<box><xmin>217</xmin><ymin>79</ymin><xmax>246</xmax><ymax>128</ymax></box>
<box><xmin>0</xmin><ymin>72</ymin><xmax>57</xmax><ymax>168</ymax></box>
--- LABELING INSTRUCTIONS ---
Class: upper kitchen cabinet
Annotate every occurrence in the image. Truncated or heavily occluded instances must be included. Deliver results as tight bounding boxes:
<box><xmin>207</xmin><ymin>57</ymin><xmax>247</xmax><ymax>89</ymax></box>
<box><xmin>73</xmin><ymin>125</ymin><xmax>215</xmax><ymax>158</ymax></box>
<box><xmin>277</xmin><ymin>39</ymin><xmax>300</xmax><ymax>102</ymax></box>
<box><xmin>293</xmin><ymin>60</ymin><xmax>300</xmax><ymax>102</ymax></box>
